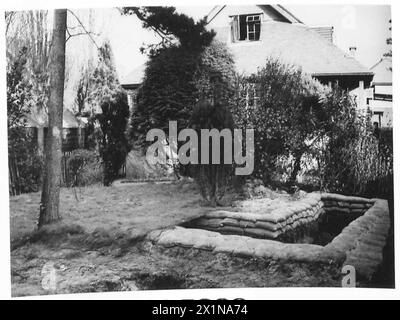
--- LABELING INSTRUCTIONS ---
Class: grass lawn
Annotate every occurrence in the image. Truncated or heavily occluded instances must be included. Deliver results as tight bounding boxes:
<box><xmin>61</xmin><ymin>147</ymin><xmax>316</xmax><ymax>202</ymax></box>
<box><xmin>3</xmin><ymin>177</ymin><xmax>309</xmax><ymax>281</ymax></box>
<box><xmin>10</xmin><ymin>180</ymin><xmax>207</xmax><ymax>243</ymax></box>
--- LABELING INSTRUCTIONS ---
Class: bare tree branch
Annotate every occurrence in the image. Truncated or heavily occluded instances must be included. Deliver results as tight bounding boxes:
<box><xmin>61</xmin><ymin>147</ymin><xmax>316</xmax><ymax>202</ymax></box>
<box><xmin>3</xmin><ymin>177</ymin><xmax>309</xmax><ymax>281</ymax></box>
<box><xmin>66</xmin><ymin>30</ymin><xmax>100</xmax><ymax>42</ymax></box>
<box><xmin>67</xmin><ymin>9</ymin><xmax>99</xmax><ymax>49</ymax></box>
<box><xmin>5</xmin><ymin>11</ymin><xmax>16</xmax><ymax>35</ymax></box>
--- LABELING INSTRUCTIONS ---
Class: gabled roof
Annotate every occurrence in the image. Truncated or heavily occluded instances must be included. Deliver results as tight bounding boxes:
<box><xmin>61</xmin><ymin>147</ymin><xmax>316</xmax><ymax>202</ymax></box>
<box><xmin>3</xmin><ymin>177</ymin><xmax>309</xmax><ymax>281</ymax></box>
<box><xmin>214</xmin><ymin>21</ymin><xmax>372</xmax><ymax>77</ymax></box>
<box><xmin>206</xmin><ymin>4</ymin><xmax>303</xmax><ymax>24</ymax></box>
<box><xmin>370</xmin><ymin>57</ymin><xmax>392</xmax><ymax>86</ymax></box>
<box><xmin>121</xmin><ymin>6</ymin><xmax>373</xmax><ymax>87</ymax></box>
<box><xmin>264</xmin><ymin>4</ymin><xmax>304</xmax><ymax>24</ymax></box>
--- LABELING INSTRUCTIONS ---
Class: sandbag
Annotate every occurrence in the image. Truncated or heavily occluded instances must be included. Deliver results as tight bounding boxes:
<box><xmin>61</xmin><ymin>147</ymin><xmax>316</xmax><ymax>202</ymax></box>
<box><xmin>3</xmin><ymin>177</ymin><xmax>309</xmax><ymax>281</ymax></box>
<box><xmin>239</xmin><ymin>220</ymin><xmax>256</xmax><ymax>228</ymax></box>
<box><xmin>196</xmin><ymin>218</ymin><xmax>224</xmax><ymax>228</ymax></box>
<box><xmin>321</xmin><ymin>193</ymin><xmax>374</xmax><ymax>204</ymax></box>
<box><xmin>221</xmin><ymin>217</ymin><xmax>241</xmax><ymax>227</ymax></box>
<box><xmin>350</xmin><ymin>203</ymin><xmax>369</xmax><ymax>209</ymax></box>
<box><xmin>244</xmin><ymin>228</ymin><xmax>280</xmax><ymax>239</ymax></box>
<box><xmin>218</xmin><ymin>225</ymin><xmax>245</xmax><ymax>235</ymax></box>
<box><xmin>323</xmin><ymin>200</ymin><xmax>338</xmax><ymax>207</ymax></box>
<box><xmin>255</xmin><ymin>221</ymin><xmax>281</xmax><ymax>232</ymax></box>
<box><xmin>324</xmin><ymin>207</ymin><xmax>351</xmax><ymax>214</ymax></box>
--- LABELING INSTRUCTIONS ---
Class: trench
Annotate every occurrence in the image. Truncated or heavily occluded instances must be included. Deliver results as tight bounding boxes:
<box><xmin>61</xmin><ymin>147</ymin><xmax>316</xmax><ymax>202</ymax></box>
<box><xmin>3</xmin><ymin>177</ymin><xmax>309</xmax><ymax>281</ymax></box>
<box><xmin>181</xmin><ymin>210</ymin><xmax>365</xmax><ymax>247</ymax></box>
<box><xmin>276</xmin><ymin>211</ymin><xmax>364</xmax><ymax>245</ymax></box>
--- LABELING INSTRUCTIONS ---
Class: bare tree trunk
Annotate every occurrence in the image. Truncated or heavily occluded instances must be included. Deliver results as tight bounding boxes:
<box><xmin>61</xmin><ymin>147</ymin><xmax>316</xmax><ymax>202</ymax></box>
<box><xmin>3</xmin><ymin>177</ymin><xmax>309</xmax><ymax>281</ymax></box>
<box><xmin>38</xmin><ymin>9</ymin><xmax>67</xmax><ymax>228</ymax></box>
<box><xmin>288</xmin><ymin>152</ymin><xmax>302</xmax><ymax>191</ymax></box>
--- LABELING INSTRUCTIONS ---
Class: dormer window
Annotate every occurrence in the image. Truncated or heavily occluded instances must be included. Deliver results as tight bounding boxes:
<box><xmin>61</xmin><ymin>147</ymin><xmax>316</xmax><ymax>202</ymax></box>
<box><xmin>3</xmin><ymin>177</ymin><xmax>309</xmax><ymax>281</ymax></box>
<box><xmin>231</xmin><ymin>14</ymin><xmax>261</xmax><ymax>42</ymax></box>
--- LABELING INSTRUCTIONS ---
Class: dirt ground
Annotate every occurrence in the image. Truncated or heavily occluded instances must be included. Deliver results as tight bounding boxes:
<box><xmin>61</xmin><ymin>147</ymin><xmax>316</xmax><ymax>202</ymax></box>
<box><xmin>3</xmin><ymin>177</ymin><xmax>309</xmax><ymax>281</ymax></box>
<box><xmin>8</xmin><ymin>181</ymin><xmax>374</xmax><ymax>296</ymax></box>
<box><xmin>11</xmin><ymin>240</ymin><xmax>344</xmax><ymax>296</ymax></box>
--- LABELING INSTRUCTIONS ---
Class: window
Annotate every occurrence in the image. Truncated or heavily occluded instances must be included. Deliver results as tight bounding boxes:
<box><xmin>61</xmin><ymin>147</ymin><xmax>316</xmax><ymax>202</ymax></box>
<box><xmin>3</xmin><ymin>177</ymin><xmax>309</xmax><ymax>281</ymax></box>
<box><xmin>372</xmin><ymin>112</ymin><xmax>383</xmax><ymax>127</ymax></box>
<box><xmin>231</xmin><ymin>14</ymin><xmax>261</xmax><ymax>42</ymax></box>
<box><xmin>246</xmin><ymin>15</ymin><xmax>261</xmax><ymax>41</ymax></box>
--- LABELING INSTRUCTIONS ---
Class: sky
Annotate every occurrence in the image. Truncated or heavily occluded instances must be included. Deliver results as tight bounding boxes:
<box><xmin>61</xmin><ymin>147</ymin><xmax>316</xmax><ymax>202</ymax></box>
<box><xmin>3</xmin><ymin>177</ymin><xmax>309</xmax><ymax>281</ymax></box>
<box><xmin>96</xmin><ymin>5</ymin><xmax>391</xmax><ymax>80</ymax></box>
<box><xmin>287</xmin><ymin>4</ymin><xmax>391</xmax><ymax>68</ymax></box>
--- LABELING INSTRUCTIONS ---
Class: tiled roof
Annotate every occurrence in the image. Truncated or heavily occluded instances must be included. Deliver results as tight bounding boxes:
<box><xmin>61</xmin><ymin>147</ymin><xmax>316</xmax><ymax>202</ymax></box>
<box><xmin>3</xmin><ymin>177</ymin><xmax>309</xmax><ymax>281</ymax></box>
<box><xmin>121</xmin><ymin>21</ymin><xmax>373</xmax><ymax>87</ymax></box>
<box><xmin>370</xmin><ymin>57</ymin><xmax>392</xmax><ymax>85</ymax></box>
<box><xmin>24</xmin><ymin>108</ymin><xmax>81</xmax><ymax>128</ymax></box>
<box><xmin>121</xmin><ymin>63</ymin><xmax>146</xmax><ymax>87</ymax></box>
<box><xmin>214</xmin><ymin>21</ymin><xmax>372</xmax><ymax>77</ymax></box>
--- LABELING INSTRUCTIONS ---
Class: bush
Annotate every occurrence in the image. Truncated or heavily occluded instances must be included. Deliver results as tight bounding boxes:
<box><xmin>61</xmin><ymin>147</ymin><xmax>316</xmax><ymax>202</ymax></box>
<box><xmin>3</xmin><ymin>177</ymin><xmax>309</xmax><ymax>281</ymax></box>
<box><xmin>316</xmin><ymin>87</ymin><xmax>393</xmax><ymax>199</ymax></box>
<box><xmin>231</xmin><ymin>58</ymin><xmax>325</xmax><ymax>187</ymax></box>
<box><xmin>66</xmin><ymin>149</ymin><xmax>102</xmax><ymax>187</ymax></box>
<box><xmin>8</xmin><ymin>127</ymin><xmax>43</xmax><ymax>195</ymax></box>
<box><xmin>97</xmin><ymin>91</ymin><xmax>130</xmax><ymax>186</ymax></box>
<box><xmin>7</xmin><ymin>46</ymin><xmax>42</xmax><ymax>195</ymax></box>
<box><xmin>88</xmin><ymin>41</ymin><xmax>130</xmax><ymax>186</ymax></box>
<box><xmin>188</xmin><ymin>98</ymin><xmax>235</xmax><ymax>206</ymax></box>
<box><xmin>346</xmin><ymin>129</ymin><xmax>393</xmax><ymax>198</ymax></box>
<box><xmin>230</xmin><ymin>59</ymin><xmax>393</xmax><ymax>199</ymax></box>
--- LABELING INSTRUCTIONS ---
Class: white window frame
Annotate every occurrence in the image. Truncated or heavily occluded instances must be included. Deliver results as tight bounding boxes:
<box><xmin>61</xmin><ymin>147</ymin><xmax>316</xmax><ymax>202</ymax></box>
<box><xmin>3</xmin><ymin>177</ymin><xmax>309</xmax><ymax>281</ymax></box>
<box><xmin>246</xmin><ymin>15</ymin><xmax>261</xmax><ymax>41</ymax></box>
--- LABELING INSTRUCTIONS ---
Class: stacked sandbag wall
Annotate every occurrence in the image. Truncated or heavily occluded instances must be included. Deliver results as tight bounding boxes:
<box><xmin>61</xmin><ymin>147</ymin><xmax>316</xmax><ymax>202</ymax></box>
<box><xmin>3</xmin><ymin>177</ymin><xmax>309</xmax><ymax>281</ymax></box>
<box><xmin>187</xmin><ymin>193</ymin><xmax>374</xmax><ymax>241</ymax></box>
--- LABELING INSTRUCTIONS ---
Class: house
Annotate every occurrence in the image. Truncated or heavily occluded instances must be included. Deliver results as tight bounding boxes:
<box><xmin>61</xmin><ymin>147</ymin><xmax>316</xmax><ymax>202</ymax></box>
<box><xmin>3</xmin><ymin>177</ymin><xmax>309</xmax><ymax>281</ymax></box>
<box><xmin>366</xmin><ymin>57</ymin><xmax>392</xmax><ymax>127</ymax></box>
<box><xmin>121</xmin><ymin>4</ymin><xmax>374</xmax><ymax>111</ymax></box>
<box><xmin>23</xmin><ymin>108</ymin><xmax>86</xmax><ymax>153</ymax></box>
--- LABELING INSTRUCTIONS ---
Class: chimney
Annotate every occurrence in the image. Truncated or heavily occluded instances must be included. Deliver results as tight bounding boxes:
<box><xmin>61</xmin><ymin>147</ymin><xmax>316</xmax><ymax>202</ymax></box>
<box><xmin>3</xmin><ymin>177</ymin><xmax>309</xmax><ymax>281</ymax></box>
<box><xmin>349</xmin><ymin>46</ymin><xmax>357</xmax><ymax>57</ymax></box>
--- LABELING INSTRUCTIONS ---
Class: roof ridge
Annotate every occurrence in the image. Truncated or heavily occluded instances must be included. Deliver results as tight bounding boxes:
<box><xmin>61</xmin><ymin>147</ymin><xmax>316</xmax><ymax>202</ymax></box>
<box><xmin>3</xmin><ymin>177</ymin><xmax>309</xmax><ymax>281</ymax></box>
<box><xmin>205</xmin><ymin>5</ymin><xmax>224</xmax><ymax>24</ymax></box>
<box><xmin>274</xmin><ymin>4</ymin><xmax>304</xmax><ymax>24</ymax></box>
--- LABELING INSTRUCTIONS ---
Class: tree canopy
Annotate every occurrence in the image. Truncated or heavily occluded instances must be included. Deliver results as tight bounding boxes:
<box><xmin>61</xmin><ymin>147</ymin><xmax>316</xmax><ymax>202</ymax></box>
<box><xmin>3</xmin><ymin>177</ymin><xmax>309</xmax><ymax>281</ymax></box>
<box><xmin>90</xmin><ymin>41</ymin><xmax>129</xmax><ymax>186</ymax></box>
<box><xmin>122</xmin><ymin>6</ymin><xmax>215</xmax><ymax>55</ymax></box>
<box><xmin>127</xmin><ymin>40</ymin><xmax>236</xmax><ymax>148</ymax></box>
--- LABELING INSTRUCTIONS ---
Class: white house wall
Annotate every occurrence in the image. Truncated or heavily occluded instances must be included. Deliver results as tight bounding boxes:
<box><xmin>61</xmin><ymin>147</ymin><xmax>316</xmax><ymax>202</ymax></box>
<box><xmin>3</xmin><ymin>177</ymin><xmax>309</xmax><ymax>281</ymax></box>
<box><xmin>370</xmin><ymin>100</ymin><xmax>392</xmax><ymax>127</ymax></box>
<box><xmin>375</xmin><ymin>85</ymin><xmax>392</xmax><ymax>96</ymax></box>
